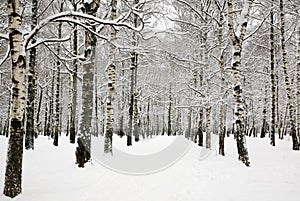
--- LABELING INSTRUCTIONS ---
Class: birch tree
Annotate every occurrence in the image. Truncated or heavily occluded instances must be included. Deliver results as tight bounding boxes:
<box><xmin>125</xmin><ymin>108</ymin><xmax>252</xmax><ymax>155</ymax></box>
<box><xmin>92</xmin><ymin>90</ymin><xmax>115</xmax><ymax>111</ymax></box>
<box><xmin>215</xmin><ymin>0</ymin><xmax>226</xmax><ymax>156</ymax></box>
<box><xmin>53</xmin><ymin>0</ymin><xmax>64</xmax><ymax>146</ymax></box>
<box><xmin>205</xmin><ymin>81</ymin><xmax>211</xmax><ymax>149</ymax></box>
<box><xmin>279</xmin><ymin>0</ymin><xmax>299</xmax><ymax>150</ymax></box>
<box><xmin>3</xmin><ymin>0</ymin><xmax>27</xmax><ymax>197</ymax></box>
<box><xmin>227</xmin><ymin>0</ymin><xmax>252</xmax><ymax>166</ymax></box>
<box><xmin>25</xmin><ymin>0</ymin><xmax>38</xmax><ymax>150</ymax></box>
<box><xmin>104</xmin><ymin>0</ymin><xmax>117</xmax><ymax>154</ymax></box>
<box><xmin>69</xmin><ymin>0</ymin><xmax>79</xmax><ymax>144</ymax></box>
<box><xmin>127</xmin><ymin>0</ymin><xmax>141</xmax><ymax>145</ymax></box>
<box><xmin>297</xmin><ymin>24</ymin><xmax>300</xmax><ymax>140</ymax></box>
<box><xmin>270</xmin><ymin>0</ymin><xmax>275</xmax><ymax>146</ymax></box>
<box><xmin>76</xmin><ymin>0</ymin><xmax>100</xmax><ymax>167</ymax></box>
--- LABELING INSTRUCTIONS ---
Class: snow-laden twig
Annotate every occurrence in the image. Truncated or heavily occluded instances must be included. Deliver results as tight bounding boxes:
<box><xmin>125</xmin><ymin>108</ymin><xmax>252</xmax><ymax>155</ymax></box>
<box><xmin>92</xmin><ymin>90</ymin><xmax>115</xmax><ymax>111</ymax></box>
<box><xmin>26</xmin><ymin>36</ymin><xmax>71</xmax><ymax>50</ymax></box>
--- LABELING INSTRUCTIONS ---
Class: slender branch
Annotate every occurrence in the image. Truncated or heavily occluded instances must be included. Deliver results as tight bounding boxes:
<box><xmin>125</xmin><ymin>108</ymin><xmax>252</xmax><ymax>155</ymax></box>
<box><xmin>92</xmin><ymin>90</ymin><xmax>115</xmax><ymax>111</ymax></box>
<box><xmin>26</xmin><ymin>36</ymin><xmax>71</xmax><ymax>50</ymax></box>
<box><xmin>0</xmin><ymin>33</ymin><xmax>9</xmax><ymax>40</ymax></box>
<box><xmin>0</xmin><ymin>45</ymin><xmax>11</xmax><ymax>67</ymax></box>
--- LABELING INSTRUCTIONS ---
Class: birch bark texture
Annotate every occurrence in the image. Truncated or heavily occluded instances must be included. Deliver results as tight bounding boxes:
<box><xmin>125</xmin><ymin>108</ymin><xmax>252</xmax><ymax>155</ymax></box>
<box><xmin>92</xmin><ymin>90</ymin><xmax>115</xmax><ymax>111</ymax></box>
<box><xmin>25</xmin><ymin>0</ymin><xmax>38</xmax><ymax>150</ymax></box>
<box><xmin>4</xmin><ymin>0</ymin><xmax>27</xmax><ymax>197</ymax></box>
<box><xmin>297</xmin><ymin>25</ymin><xmax>300</xmax><ymax>141</ymax></box>
<box><xmin>127</xmin><ymin>0</ymin><xmax>140</xmax><ymax>146</ymax></box>
<box><xmin>104</xmin><ymin>0</ymin><xmax>117</xmax><ymax>154</ymax></box>
<box><xmin>279</xmin><ymin>0</ymin><xmax>299</xmax><ymax>150</ymax></box>
<box><xmin>75</xmin><ymin>0</ymin><xmax>100</xmax><ymax>167</ymax></box>
<box><xmin>227</xmin><ymin>0</ymin><xmax>252</xmax><ymax>166</ymax></box>
<box><xmin>270</xmin><ymin>0</ymin><xmax>276</xmax><ymax>146</ymax></box>
<box><xmin>217</xmin><ymin>2</ymin><xmax>226</xmax><ymax>155</ymax></box>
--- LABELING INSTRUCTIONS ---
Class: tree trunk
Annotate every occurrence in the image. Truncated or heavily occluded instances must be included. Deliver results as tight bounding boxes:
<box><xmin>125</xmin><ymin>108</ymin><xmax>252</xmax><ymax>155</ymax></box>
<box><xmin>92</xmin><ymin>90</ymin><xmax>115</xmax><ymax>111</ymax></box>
<box><xmin>44</xmin><ymin>99</ymin><xmax>49</xmax><ymax>136</ymax></box>
<box><xmin>156</xmin><ymin>113</ymin><xmax>159</xmax><ymax>136</ymax></box>
<box><xmin>197</xmin><ymin>108</ymin><xmax>204</xmax><ymax>146</ymax></box>
<box><xmin>104</xmin><ymin>0</ymin><xmax>117</xmax><ymax>154</ymax></box>
<box><xmin>48</xmin><ymin>70</ymin><xmax>55</xmax><ymax>138</ymax></box>
<box><xmin>35</xmin><ymin>86</ymin><xmax>42</xmax><ymax>135</ymax></box>
<box><xmin>276</xmin><ymin>73</ymin><xmax>282</xmax><ymax>138</ymax></box>
<box><xmin>167</xmin><ymin>85</ymin><xmax>172</xmax><ymax>136</ymax></box>
<box><xmin>117</xmin><ymin>62</ymin><xmax>125</xmax><ymax>137</ymax></box>
<box><xmin>297</xmin><ymin>24</ymin><xmax>300</xmax><ymax>141</ymax></box>
<box><xmin>67</xmin><ymin>72</ymin><xmax>72</xmax><ymax>137</ymax></box>
<box><xmin>133</xmin><ymin>80</ymin><xmax>139</xmax><ymax>141</ymax></box>
<box><xmin>76</xmin><ymin>0</ymin><xmax>100</xmax><ymax>167</ymax></box>
<box><xmin>261</xmin><ymin>77</ymin><xmax>268</xmax><ymax>138</ymax></box>
<box><xmin>227</xmin><ymin>0</ymin><xmax>252</xmax><ymax>166</ymax></box>
<box><xmin>25</xmin><ymin>0</ymin><xmax>38</xmax><ymax>149</ymax></box>
<box><xmin>70</xmin><ymin>16</ymin><xmax>78</xmax><ymax>144</ymax></box>
<box><xmin>146</xmin><ymin>99</ymin><xmax>150</xmax><ymax>137</ymax></box>
<box><xmin>218</xmin><ymin>8</ymin><xmax>226</xmax><ymax>155</ymax></box>
<box><xmin>127</xmin><ymin>0</ymin><xmax>140</xmax><ymax>145</ymax></box>
<box><xmin>176</xmin><ymin>99</ymin><xmax>182</xmax><ymax>136</ymax></box>
<box><xmin>94</xmin><ymin>74</ymin><xmax>99</xmax><ymax>137</ymax></box>
<box><xmin>132</xmin><ymin>0</ymin><xmax>140</xmax><ymax>143</ymax></box>
<box><xmin>279</xmin><ymin>0</ymin><xmax>299</xmax><ymax>150</ymax></box>
<box><xmin>127</xmin><ymin>63</ymin><xmax>134</xmax><ymax>145</ymax></box>
<box><xmin>53</xmin><ymin>0</ymin><xmax>64</xmax><ymax>146</ymax></box>
<box><xmin>186</xmin><ymin>108</ymin><xmax>192</xmax><ymax>139</ymax></box>
<box><xmin>205</xmin><ymin>82</ymin><xmax>211</xmax><ymax>149</ymax></box>
<box><xmin>3</xmin><ymin>0</ymin><xmax>26</xmax><ymax>197</ymax></box>
<box><xmin>270</xmin><ymin>1</ymin><xmax>276</xmax><ymax>146</ymax></box>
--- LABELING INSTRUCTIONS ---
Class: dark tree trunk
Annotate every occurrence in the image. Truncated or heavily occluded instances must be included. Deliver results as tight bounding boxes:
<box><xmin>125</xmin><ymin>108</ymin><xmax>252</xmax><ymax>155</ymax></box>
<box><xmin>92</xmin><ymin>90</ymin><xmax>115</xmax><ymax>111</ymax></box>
<box><xmin>70</xmin><ymin>21</ymin><xmax>78</xmax><ymax>143</ymax></box>
<box><xmin>25</xmin><ymin>0</ymin><xmax>38</xmax><ymax>150</ymax></box>
<box><xmin>146</xmin><ymin>99</ymin><xmax>150</xmax><ymax>138</ymax></box>
<box><xmin>43</xmin><ymin>101</ymin><xmax>48</xmax><ymax>136</ymax></box>
<box><xmin>270</xmin><ymin>1</ymin><xmax>276</xmax><ymax>146</ymax></box>
<box><xmin>36</xmin><ymin>86</ymin><xmax>43</xmax><ymax>135</ymax></box>
<box><xmin>167</xmin><ymin>85</ymin><xmax>172</xmax><ymax>136</ymax></box>
<box><xmin>197</xmin><ymin>109</ymin><xmax>204</xmax><ymax>146</ymax></box>
<box><xmin>53</xmin><ymin>0</ymin><xmax>64</xmax><ymax>147</ymax></box>
<box><xmin>76</xmin><ymin>0</ymin><xmax>100</xmax><ymax>166</ymax></box>
<box><xmin>0</xmin><ymin>116</ymin><xmax>2</xmax><ymax>135</ymax></box>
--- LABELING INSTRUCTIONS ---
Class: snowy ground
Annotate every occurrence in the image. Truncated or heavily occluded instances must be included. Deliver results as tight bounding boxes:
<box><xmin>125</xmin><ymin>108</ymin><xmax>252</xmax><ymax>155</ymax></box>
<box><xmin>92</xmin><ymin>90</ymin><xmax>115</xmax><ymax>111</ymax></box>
<box><xmin>0</xmin><ymin>134</ymin><xmax>300</xmax><ymax>201</ymax></box>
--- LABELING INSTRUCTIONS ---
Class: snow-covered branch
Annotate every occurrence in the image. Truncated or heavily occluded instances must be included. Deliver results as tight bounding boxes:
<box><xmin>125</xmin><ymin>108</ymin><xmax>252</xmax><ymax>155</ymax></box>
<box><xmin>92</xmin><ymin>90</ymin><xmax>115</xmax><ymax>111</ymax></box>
<box><xmin>24</xmin><ymin>10</ymin><xmax>144</xmax><ymax>49</ymax></box>
<box><xmin>0</xmin><ymin>45</ymin><xmax>10</xmax><ymax>67</ymax></box>
<box><xmin>0</xmin><ymin>33</ymin><xmax>9</xmax><ymax>40</ymax></box>
<box><xmin>26</xmin><ymin>36</ymin><xmax>71</xmax><ymax>50</ymax></box>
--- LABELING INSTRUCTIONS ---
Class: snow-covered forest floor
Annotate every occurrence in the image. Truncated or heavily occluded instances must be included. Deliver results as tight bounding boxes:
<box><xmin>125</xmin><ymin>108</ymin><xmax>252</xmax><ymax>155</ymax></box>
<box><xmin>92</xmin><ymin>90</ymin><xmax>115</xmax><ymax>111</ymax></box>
<box><xmin>0</xmin><ymin>134</ymin><xmax>299</xmax><ymax>201</ymax></box>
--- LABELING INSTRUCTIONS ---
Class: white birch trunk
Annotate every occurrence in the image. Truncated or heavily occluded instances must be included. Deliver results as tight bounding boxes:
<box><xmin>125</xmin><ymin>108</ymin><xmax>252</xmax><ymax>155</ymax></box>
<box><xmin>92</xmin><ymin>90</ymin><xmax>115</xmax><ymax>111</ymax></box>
<box><xmin>227</xmin><ymin>0</ymin><xmax>252</xmax><ymax>166</ymax></box>
<box><xmin>205</xmin><ymin>82</ymin><xmax>211</xmax><ymax>149</ymax></box>
<box><xmin>104</xmin><ymin>0</ymin><xmax>117</xmax><ymax>154</ymax></box>
<box><xmin>218</xmin><ymin>9</ymin><xmax>226</xmax><ymax>155</ymax></box>
<box><xmin>4</xmin><ymin>0</ymin><xmax>26</xmax><ymax>197</ymax></box>
<box><xmin>279</xmin><ymin>0</ymin><xmax>299</xmax><ymax>150</ymax></box>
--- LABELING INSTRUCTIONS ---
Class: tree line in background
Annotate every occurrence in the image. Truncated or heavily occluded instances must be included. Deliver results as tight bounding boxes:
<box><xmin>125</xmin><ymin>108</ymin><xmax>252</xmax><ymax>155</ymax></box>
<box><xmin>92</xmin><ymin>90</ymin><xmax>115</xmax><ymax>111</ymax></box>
<box><xmin>0</xmin><ymin>0</ymin><xmax>299</xmax><ymax>198</ymax></box>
